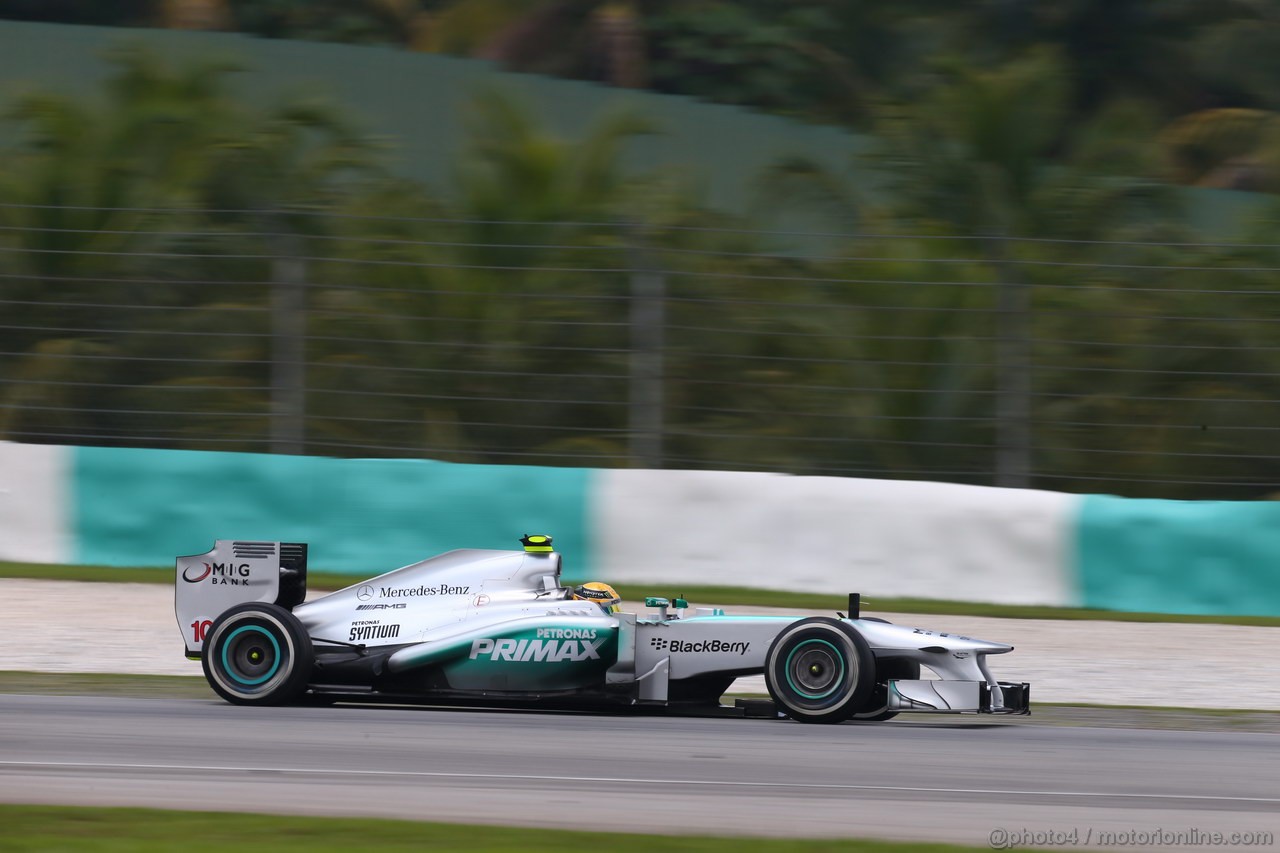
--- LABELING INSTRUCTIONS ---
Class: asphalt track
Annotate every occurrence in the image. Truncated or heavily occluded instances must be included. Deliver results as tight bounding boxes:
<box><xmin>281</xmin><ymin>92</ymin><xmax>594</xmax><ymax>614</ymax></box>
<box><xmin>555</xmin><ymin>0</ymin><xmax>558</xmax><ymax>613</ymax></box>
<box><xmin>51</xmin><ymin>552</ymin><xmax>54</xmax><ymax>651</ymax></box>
<box><xmin>3</xmin><ymin>695</ymin><xmax>1279</xmax><ymax>846</ymax></box>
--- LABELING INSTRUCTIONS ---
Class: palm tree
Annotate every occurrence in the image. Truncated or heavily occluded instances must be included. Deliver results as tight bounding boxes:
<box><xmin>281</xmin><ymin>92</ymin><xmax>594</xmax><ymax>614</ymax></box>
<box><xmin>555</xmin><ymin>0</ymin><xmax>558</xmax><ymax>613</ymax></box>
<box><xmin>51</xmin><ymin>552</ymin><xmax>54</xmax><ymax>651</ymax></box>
<box><xmin>411</xmin><ymin>87</ymin><xmax>656</xmax><ymax>464</ymax></box>
<box><xmin>0</xmin><ymin>48</ymin><xmax>241</xmax><ymax>446</ymax></box>
<box><xmin>0</xmin><ymin>47</ymin><xmax>389</xmax><ymax>454</ymax></box>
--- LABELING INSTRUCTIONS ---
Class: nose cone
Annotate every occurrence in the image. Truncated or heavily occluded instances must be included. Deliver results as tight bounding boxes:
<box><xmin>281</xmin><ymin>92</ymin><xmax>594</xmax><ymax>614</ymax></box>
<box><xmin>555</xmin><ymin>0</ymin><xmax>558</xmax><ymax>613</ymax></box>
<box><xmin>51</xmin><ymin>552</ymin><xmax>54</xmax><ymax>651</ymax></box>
<box><xmin>850</xmin><ymin>618</ymin><xmax>1015</xmax><ymax>654</ymax></box>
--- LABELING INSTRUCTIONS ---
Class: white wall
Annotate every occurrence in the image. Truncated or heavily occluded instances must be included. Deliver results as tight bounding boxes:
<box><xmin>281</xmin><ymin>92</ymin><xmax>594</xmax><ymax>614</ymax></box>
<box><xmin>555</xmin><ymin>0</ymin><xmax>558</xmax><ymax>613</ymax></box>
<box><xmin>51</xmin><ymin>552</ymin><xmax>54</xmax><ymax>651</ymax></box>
<box><xmin>595</xmin><ymin>469</ymin><xmax>1080</xmax><ymax>606</ymax></box>
<box><xmin>0</xmin><ymin>441</ymin><xmax>1084</xmax><ymax>609</ymax></box>
<box><xmin>0</xmin><ymin>442</ymin><xmax>71</xmax><ymax>564</ymax></box>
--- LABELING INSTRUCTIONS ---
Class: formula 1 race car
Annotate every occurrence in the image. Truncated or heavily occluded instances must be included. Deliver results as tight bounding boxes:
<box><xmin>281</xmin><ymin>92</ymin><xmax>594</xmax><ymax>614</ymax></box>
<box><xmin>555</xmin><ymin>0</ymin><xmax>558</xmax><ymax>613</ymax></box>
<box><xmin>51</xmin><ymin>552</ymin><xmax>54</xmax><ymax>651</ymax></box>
<box><xmin>176</xmin><ymin>536</ymin><xmax>1030</xmax><ymax>723</ymax></box>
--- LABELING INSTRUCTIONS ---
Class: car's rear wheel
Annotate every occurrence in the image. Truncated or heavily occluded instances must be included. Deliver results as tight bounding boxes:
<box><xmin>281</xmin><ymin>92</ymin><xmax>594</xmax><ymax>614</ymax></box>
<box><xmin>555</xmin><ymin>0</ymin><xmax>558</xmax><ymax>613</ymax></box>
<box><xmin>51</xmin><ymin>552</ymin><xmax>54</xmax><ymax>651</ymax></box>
<box><xmin>764</xmin><ymin>617</ymin><xmax>874</xmax><ymax>724</ymax></box>
<box><xmin>202</xmin><ymin>603</ymin><xmax>313</xmax><ymax>706</ymax></box>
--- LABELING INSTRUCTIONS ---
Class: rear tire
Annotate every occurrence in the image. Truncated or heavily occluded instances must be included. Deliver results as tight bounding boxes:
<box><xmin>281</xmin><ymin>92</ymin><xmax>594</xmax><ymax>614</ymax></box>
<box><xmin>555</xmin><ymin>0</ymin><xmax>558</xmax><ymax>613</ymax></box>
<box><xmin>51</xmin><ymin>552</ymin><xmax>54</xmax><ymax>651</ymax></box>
<box><xmin>202</xmin><ymin>603</ymin><xmax>314</xmax><ymax>706</ymax></box>
<box><xmin>764</xmin><ymin>617</ymin><xmax>874</xmax><ymax>724</ymax></box>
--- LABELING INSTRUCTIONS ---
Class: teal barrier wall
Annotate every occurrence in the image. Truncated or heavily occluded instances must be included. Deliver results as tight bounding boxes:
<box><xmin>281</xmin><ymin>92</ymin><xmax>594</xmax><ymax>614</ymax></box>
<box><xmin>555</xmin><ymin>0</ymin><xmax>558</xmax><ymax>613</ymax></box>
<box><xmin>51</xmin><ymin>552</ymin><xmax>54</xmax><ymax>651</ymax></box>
<box><xmin>72</xmin><ymin>446</ymin><xmax>592</xmax><ymax>573</ymax></box>
<box><xmin>1077</xmin><ymin>495</ymin><xmax>1280</xmax><ymax>615</ymax></box>
<box><xmin>50</xmin><ymin>442</ymin><xmax>1280</xmax><ymax>615</ymax></box>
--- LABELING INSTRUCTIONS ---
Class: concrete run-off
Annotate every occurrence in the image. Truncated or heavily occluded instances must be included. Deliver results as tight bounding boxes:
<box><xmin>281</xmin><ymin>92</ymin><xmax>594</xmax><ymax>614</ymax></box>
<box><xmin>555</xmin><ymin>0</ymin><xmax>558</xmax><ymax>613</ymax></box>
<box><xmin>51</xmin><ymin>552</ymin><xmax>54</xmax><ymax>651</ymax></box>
<box><xmin>3</xmin><ymin>579</ymin><xmax>1278</xmax><ymax>710</ymax></box>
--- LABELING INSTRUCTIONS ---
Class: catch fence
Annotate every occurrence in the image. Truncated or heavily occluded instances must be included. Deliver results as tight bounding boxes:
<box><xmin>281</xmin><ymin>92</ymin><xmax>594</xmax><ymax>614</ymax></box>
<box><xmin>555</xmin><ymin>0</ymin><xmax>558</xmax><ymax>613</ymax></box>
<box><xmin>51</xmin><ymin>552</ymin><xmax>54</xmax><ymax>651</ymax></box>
<box><xmin>3</xmin><ymin>203</ymin><xmax>1279</xmax><ymax>499</ymax></box>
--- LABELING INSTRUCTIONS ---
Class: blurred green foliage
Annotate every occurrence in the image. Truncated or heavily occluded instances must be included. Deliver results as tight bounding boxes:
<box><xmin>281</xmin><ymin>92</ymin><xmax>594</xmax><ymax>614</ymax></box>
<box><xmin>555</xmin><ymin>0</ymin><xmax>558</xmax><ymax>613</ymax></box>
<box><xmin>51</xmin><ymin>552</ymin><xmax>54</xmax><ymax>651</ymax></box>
<box><xmin>0</xmin><ymin>2</ymin><xmax>1276</xmax><ymax>129</ymax></box>
<box><xmin>9</xmin><ymin>2</ymin><xmax>1280</xmax><ymax>193</ymax></box>
<box><xmin>10</xmin><ymin>2</ymin><xmax>1280</xmax><ymax>195</ymax></box>
<box><xmin>1</xmin><ymin>39</ymin><xmax>1280</xmax><ymax>500</ymax></box>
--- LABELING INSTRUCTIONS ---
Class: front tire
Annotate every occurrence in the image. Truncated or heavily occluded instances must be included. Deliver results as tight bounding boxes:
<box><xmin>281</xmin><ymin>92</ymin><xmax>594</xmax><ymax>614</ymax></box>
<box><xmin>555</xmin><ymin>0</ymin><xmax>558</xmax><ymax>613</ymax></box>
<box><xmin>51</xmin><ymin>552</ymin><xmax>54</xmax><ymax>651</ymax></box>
<box><xmin>202</xmin><ymin>603</ymin><xmax>314</xmax><ymax>706</ymax></box>
<box><xmin>764</xmin><ymin>617</ymin><xmax>874</xmax><ymax>724</ymax></box>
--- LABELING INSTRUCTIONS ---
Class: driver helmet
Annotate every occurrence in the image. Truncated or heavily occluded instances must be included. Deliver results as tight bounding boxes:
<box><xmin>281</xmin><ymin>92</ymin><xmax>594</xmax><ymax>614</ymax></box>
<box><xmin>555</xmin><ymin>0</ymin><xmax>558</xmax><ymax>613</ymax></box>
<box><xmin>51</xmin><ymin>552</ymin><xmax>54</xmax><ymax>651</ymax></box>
<box><xmin>572</xmin><ymin>581</ymin><xmax>621</xmax><ymax>613</ymax></box>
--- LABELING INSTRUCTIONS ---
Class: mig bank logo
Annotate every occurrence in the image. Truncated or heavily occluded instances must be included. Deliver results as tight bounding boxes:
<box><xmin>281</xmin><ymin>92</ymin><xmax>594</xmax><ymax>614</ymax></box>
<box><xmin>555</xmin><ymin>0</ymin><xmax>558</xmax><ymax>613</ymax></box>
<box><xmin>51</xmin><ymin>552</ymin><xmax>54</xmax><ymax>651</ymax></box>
<box><xmin>469</xmin><ymin>635</ymin><xmax>605</xmax><ymax>662</ymax></box>
<box><xmin>182</xmin><ymin>562</ymin><xmax>213</xmax><ymax>583</ymax></box>
<box><xmin>182</xmin><ymin>562</ymin><xmax>251</xmax><ymax>585</ymax></box>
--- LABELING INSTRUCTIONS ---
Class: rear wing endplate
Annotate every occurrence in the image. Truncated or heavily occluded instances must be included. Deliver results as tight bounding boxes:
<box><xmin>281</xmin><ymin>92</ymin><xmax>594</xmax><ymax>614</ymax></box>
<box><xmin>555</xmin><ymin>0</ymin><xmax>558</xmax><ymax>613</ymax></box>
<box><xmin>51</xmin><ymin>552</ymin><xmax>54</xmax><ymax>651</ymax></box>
<box><xmin>175</xmin><ymin>540</ymin><xmax>308</xmax><ymax>657</ymax></box>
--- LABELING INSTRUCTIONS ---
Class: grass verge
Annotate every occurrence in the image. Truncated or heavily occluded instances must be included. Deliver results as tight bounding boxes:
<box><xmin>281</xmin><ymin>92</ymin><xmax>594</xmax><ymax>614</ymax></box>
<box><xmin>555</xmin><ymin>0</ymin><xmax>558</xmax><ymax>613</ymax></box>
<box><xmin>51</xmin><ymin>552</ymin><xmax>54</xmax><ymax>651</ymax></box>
<box><xmin>0</xmin><ymin>671</ymin><xmax>213</xmax><ymax>699</ymax></box>
<box><xmin>0</xmin><ymin>805</ymin><xmax>988</xmax><ymax>853</ymax></box>
<box><xmin>598</xmin><ymin>584</ymin><xmax>1280</xmax><ymax>626</ymax></box>
<box><xmin>5</xmin><ymin>560</ymin><xmax>1280</xmax><ymax>625</ymax></box>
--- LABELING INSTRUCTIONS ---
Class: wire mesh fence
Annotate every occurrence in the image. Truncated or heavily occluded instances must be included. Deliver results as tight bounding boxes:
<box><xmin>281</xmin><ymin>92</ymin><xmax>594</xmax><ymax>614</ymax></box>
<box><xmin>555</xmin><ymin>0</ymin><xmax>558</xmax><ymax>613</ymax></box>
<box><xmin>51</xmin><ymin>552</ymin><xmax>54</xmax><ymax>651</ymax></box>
<box><xmin>2</xmin><ymin>203</ymin><xmax>1279</xmax><ymax>500</ymax></box>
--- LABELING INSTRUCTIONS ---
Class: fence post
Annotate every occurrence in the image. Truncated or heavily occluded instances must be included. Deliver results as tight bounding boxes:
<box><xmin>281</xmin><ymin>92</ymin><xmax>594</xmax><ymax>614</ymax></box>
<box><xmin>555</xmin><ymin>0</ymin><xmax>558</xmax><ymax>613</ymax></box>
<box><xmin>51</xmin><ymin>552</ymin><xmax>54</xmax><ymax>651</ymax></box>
<box><xmin>269</xmin><ymin>218</ymin><xmax>307</xmax><ymax>455</ymax></box>
<box><xmin>989</xmin><ymin>234</ymin><xmax>1031</xmax><ymax>489</ymax></box>
<box><xmin>626</xmin><ymin>221</ymin><xmax>665</xmax><ymax>469</ymax></box>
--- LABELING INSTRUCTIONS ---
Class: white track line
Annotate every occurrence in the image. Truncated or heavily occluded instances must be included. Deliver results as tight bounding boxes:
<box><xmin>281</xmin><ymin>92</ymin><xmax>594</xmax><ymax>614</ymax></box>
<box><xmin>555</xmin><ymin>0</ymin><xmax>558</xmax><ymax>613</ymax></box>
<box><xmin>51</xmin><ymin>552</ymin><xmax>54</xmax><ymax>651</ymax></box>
<box><xmin>2</xmin><ymin>761</ymin><xmax>1277</xmax><ymax>805</ymax></box>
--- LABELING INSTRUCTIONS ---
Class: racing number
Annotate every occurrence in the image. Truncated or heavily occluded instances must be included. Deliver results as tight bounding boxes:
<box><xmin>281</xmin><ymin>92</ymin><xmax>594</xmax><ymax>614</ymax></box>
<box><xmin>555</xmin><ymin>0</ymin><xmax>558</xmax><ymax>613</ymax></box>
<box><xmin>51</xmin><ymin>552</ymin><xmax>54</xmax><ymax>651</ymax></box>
<box><xmin>191</xmin><ymin>619</ymin><xmax>213</xmax><ymax>643</ymax></box>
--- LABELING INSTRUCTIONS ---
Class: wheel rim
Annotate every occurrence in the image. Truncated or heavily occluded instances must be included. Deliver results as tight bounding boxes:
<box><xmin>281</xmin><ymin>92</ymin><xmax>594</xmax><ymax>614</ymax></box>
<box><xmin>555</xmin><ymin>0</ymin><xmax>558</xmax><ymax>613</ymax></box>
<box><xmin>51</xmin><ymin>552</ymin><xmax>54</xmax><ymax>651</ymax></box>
<box><xmin>220</xmin><ymin>625</ymin><xmax>283</xmax><ymax>687</ymax></box>
<box><xmin>784</xmin><ymin>638</ymin><xmax>845</xmax><ymax>700</ymax></box>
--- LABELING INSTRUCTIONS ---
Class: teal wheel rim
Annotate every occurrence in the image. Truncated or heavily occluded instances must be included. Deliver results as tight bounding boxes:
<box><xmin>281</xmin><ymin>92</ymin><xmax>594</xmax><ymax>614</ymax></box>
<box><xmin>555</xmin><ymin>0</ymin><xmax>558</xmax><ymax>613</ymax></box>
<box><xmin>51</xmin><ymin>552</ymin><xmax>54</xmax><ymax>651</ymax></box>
<box><xmin>220</xmin><ymin>625</ymin><xmax>283</xmax><ymax>687</ymax></box>
<box><xmin>784</xmin><ymin>638</ymin><xmax>846</xmax><ymax>700</ymax></box>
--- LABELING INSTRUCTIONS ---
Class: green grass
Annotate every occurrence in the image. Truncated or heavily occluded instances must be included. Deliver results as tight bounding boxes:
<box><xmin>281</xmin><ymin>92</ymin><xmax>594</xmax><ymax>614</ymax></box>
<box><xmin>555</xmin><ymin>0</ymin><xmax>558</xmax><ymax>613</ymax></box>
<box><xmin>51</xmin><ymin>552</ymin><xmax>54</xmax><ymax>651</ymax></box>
<box><xmin>596</xmin><ymin>583</ymin><xmax>1280</xmax><ymax>626</ymax></box>
<box><xmin>6</xmin><ymin>560</ymin><xmax>1280</xmax><ymax>626</ymax></box>
<box><xmin>0</xmin><ymin>671</ymin><xmax>213</xmax><ymax>699</ymax></box>
<box><xmin>0</xmin><ymin>805</ymin><xmax>994</xmax><ymax>852</ymax></box>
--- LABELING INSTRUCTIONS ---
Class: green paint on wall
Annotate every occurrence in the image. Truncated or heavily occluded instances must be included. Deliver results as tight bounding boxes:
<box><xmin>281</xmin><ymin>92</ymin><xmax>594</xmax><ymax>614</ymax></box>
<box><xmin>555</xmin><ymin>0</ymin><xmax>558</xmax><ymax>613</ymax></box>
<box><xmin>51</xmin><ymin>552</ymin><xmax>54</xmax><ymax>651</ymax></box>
<box><xmin>72</xmin><ymin>446</ymin><xmax>592</xmax><ymax>574</ymax></box>
<box><xmin>1077</xmin><ymin>495</ymin><xmax>1280</xmax><ymax>616</ymax></box>
<box><xmin>0</xmin><ymin>19</ymin><xmax>862</xmax><ymax>215</ymax></box>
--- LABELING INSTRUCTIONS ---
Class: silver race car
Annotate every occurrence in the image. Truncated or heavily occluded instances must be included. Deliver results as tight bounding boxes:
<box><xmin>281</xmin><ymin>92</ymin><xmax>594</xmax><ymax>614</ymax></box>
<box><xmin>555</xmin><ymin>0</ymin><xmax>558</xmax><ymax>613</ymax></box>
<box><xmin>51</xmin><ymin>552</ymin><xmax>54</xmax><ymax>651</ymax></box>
<box><xmin>176</xmin><ymin>535</ymin><xmax>1030</xmax><ymax>723</ymax></box>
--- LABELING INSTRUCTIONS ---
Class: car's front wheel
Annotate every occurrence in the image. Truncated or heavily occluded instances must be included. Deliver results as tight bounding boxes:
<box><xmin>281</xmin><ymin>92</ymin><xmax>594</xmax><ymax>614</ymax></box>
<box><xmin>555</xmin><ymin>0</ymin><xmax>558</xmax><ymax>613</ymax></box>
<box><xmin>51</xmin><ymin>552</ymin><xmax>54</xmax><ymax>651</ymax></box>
<box><xmin>202</xmin><ymin>603</ymin><xmax>314</xmax><ymax>706</ymax></box>
<box><xmin>764</xmin><ymin>617</ymin><xmax>874</xmax><ymax>724</ymax></box>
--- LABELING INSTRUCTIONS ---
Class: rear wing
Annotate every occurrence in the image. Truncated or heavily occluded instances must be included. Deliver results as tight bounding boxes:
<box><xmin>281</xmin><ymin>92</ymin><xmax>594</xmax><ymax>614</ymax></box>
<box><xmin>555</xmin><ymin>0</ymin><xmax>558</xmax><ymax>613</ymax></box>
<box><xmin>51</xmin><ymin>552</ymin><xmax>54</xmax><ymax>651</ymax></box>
<box><xmin>175</xmin><ymin>540</ymin><xmax>308</xmax><ymax>658</ymax></box>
